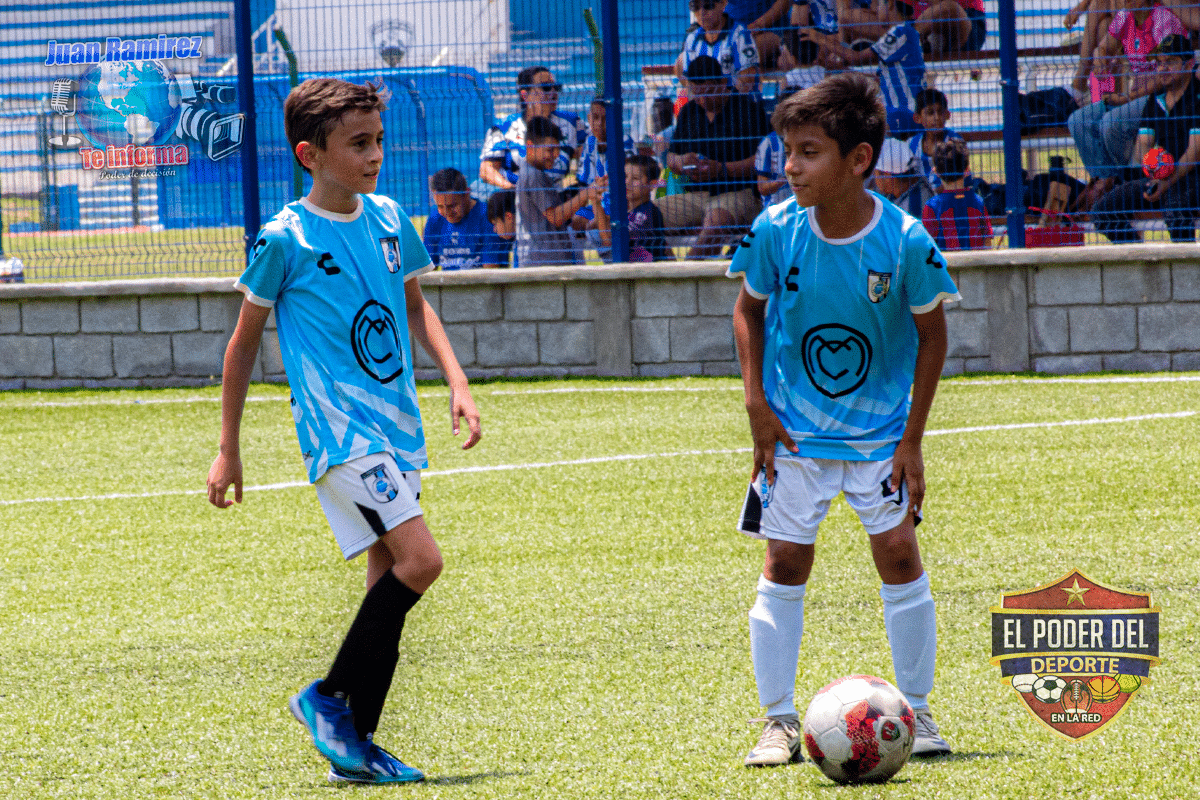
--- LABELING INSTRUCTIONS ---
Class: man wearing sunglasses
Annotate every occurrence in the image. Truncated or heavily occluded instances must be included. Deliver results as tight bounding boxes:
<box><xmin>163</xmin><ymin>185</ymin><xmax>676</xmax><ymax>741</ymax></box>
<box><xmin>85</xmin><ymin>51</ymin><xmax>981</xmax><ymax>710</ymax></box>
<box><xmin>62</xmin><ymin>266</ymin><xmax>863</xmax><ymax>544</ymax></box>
<box><xmin>677</xmin><ymin>0</ymin><xmax>764</xmax><ymax>96</ymax></box>
<box><xmin>479</xmin><ymin>65</ymin><xmax>586</xmax><ymax>191</ymax></box>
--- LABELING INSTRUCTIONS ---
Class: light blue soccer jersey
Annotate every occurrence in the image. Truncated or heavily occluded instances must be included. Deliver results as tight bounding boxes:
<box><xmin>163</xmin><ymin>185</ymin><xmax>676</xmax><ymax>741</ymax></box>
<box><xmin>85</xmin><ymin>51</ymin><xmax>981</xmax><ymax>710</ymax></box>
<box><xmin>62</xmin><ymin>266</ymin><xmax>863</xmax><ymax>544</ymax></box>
<box><xmin>727</xmin><ymin>194</ymin><xmax>960</xmax><ymax>461</ymax></box>
<box><xmin>236</xmin><ymin>195</ymin><xmax>434</xmax><ymax>483</ymax></box>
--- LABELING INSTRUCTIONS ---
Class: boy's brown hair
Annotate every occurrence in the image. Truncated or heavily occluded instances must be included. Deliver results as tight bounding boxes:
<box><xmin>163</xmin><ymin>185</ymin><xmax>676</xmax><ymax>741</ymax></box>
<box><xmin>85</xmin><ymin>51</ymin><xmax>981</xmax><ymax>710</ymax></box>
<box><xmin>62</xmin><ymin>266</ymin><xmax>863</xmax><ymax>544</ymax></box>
<box><xmin>284</xmin><ymin>78</ymin><xmax>389</xmax><ymax>174</ymax></box>
<box><xmin>931</xmin><ymin>138</ymin><xmax>969</xmax><ymax>182</ymax></box>
<box><xmin>771</xmin><ymin>72</ymin><xmax>886</xmax><ymax>177</ymax></box>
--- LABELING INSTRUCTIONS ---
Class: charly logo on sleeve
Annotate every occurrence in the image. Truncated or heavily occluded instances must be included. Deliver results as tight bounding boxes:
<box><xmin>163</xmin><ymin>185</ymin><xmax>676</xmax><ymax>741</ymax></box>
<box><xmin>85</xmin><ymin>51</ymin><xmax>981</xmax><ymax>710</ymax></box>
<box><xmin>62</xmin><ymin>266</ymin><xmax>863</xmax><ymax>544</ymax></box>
<box><xmin>990</xmin><ymin>569</ymin><xmax>1160</xmax><ymax>741</ymax></box>
<box><xmin>351</xmin><ymin>300</ymin><xmax>405</xmax><ymax>383</ymax></box>
<box><xmin>801</xmin><ymin>324</ymin><xmax>872</xmax><ymax>398</ymax></box>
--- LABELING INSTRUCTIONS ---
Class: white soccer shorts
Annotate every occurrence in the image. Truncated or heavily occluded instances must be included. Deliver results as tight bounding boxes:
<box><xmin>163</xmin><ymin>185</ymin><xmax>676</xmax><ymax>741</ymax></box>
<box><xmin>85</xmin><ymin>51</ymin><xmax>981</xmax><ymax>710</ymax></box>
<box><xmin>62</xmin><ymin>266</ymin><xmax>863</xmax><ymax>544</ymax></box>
<box><xmin>314</xmin><ymin>452</ymin><xmax>423</xmax><ymax>561</ymax></box>
<box><xmin>737</xmin><ymin>456</ymin><xmax>920</xmax><ymax>545</ymax></box>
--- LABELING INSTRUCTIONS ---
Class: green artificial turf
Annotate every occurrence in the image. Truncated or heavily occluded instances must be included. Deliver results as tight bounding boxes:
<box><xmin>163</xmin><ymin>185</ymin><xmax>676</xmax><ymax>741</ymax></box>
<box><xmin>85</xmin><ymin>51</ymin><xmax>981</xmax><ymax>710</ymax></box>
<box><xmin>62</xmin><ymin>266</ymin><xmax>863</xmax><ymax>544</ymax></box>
<box><xmin>0</xmin><ymin>374</ymin><xmax>1196</xmax><ymax>798</ymax></box>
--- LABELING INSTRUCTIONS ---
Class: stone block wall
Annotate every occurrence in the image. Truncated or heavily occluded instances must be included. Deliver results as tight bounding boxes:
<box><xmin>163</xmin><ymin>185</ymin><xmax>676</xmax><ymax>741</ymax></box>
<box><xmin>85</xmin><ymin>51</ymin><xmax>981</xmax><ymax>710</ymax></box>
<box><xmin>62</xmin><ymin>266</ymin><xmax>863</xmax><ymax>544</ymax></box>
<box><xmin>2</xmin><ymin>244</ymin><xmax>1199</xmax><ymax>389</ymax></box>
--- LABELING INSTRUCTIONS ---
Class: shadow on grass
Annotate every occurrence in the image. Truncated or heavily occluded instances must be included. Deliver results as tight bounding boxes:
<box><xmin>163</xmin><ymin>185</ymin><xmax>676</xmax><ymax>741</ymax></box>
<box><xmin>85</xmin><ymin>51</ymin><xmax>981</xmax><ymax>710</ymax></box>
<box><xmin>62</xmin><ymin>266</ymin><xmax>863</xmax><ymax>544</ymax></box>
<box><xmin>425</xmin><ymin>770</ymin><xmax>530</xmax><ymax>786</ymax></box>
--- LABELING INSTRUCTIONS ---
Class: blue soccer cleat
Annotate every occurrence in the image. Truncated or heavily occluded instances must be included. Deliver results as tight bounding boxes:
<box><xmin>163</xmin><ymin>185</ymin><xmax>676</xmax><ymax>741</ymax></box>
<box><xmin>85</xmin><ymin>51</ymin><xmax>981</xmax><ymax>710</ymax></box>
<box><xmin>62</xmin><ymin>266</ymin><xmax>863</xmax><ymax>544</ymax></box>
<box><xmin>326</xmin><ymin>739</ymin><xmax>425</xmax><ymax>784</ymax></box>
<box><xmin>288</xmin><ymin>680</ymin><xmax>370</xmax><ymax>774</ymax></box>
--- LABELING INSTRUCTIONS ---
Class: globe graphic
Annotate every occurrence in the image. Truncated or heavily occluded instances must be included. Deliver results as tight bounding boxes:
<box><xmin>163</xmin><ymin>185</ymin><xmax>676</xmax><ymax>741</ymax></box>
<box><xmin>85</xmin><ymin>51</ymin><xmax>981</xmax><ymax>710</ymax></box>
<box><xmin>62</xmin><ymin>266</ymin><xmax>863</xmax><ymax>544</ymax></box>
<box><xmin>76</xmin><ymin>60</ymin><xmax>182</xmax><ymax>148</ymax></box>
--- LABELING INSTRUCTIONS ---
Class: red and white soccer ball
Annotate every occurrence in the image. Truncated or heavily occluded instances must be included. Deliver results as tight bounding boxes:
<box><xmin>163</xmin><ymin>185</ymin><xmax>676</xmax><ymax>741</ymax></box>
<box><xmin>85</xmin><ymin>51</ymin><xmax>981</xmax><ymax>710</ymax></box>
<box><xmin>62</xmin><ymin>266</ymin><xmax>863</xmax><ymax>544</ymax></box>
<box><xmin>802</xmin><ymin>675</ymin><xmax>916</xmax><ymax>784</ymax></box>
<box><xmin>1142</xmin><ymin>146</ymin><xmax>1175</xmax><ymax>180</ymax></box>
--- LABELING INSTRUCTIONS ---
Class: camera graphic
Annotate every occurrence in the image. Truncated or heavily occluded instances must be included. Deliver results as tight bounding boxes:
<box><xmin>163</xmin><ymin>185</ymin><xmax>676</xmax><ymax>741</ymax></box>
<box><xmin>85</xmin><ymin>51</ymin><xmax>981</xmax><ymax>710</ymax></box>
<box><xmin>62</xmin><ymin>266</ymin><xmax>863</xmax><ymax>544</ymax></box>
<box><xmin>175</xmin><ymin>74</ymin><xmax>244</xmax><ymax>160</ymax></box>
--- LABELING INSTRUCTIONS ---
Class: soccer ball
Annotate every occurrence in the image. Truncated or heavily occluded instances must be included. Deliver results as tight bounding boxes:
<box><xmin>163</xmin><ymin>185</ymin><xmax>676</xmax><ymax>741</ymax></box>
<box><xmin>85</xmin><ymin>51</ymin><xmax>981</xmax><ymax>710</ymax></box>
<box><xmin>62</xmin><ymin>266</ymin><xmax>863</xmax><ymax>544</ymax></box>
<box><xmin>1142</xmin><ymin>146</ymin><xmax>1175</xmax><ymax>180</ymax></box>
<box><xmin>802</xmin><ymin>675</ymin><xmax>915</xmax><ymax>785</ymax></box>
<box><xmin>1032</xmin><ymin>675</ymin><xmax>1067</xmax><ymax>703</ymax></box>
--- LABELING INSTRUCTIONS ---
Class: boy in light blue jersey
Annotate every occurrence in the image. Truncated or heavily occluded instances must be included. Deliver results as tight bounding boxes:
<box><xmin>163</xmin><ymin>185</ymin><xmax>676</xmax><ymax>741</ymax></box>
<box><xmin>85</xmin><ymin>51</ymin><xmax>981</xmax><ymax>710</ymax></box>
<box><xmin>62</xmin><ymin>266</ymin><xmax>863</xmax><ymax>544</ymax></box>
<box><xmin>207</xmin><ymin>78</ymin><xmax>482</xmax><ymax>785</ymax></box>
<box><xmin>729</xmin><ymin>72</ymin><xmax>958</xmax><ymax>767</ymax></box>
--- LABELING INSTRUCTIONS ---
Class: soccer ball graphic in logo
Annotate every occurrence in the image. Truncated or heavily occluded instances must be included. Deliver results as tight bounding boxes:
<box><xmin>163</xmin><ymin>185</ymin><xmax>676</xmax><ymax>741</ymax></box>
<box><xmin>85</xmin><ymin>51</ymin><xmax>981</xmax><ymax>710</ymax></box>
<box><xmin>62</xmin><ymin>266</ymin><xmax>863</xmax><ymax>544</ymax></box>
<box><xmin>1142</xmin><ymin>146</ymin><xmax>1175</xmax><ymax>180</ymax></box>
<box><xmin>1032</xmin><ymin>675</ymin><xmax>1067</xmax><ymax>703</ymax></box>
<box><xmin>802</xmin><ymin>675</ymin><xmax>915</xmax><ymax>784</ymax></box>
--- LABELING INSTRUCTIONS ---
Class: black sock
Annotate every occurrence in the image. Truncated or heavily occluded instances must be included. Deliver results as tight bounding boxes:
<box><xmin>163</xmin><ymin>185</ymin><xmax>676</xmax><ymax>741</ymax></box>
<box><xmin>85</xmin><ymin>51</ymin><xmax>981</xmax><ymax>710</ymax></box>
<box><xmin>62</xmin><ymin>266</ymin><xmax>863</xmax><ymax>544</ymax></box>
<box><xmin>319</xmin><ymin>570</ymin><xmax>422</xmax><ymax>731</ymax></box>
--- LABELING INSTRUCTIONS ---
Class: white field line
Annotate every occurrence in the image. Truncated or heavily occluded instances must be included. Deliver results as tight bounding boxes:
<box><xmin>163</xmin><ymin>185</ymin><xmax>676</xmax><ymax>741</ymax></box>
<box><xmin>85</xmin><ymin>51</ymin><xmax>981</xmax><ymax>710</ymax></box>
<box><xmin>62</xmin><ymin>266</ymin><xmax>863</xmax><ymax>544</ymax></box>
<box><xmin>0</xmin><ymin>410</ymin><xmax>1194</xmax><ymax>507</ymax></box>
<box><xmin>5</xmin><ymin>372</ymin><xmax>1200</xmax><ymax>408</ymax></box>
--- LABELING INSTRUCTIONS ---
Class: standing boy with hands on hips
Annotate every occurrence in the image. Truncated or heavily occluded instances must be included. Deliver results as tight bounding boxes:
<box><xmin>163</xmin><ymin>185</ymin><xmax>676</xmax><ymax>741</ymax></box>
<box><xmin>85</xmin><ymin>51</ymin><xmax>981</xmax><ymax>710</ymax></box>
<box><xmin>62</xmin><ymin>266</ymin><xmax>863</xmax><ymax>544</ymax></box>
<box><xmin>728</xmin><ymin>71</ymin><xmax>960</xmax><ymax>767</ymax></box>
<box><xmin>207</xmin><ymin>77</ymin><xmax>481</xmax><ymax>785</ymax></box>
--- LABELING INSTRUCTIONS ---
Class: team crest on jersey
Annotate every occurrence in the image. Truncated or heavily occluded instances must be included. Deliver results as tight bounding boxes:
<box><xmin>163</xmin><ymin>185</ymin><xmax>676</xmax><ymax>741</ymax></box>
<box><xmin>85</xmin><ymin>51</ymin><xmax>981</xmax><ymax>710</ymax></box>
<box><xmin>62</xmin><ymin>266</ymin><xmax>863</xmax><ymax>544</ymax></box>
<box><xmin>351</xmin><ymin>300</ymin><xmax>405</xmax><ymax>383</ymax></box>
<box><xmin>379</xmin><ymin>236</ymin><xmax>401</xmax><ymax>273</ymax></box>
<box><xmin>801</xmin><ymin>323</ymin><xmax>872</xmax><ymax>398</ymax></box>
<box><xmin>867</xmin><ymin>270</ymin><xmax>891</xmax><ymax>303</ymax></box>
<box><xmin>360</xmin><ymin>464</ymin><xmax>399</xmax><ymax>503</ymax></box>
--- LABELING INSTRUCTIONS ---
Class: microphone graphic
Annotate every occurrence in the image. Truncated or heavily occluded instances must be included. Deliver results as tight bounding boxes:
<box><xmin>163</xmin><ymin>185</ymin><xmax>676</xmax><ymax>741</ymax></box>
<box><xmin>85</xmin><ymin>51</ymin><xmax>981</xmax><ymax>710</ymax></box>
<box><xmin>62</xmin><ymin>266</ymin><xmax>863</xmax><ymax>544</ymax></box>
<box><xmin>48</xmin><ymin>78</ymin><xmax>83</xmax><ymax>147</ymax></box>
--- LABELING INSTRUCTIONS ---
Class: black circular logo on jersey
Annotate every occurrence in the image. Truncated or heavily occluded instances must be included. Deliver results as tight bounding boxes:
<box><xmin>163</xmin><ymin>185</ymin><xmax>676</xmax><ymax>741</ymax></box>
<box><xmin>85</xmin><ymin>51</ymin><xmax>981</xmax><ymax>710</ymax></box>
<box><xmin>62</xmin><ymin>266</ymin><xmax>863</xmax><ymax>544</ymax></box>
<box><xmin>351</xmin><ymin>300</ymin><xmax>405</xmax><ymax>384</ymax></box>
<box><xmin>801</xmin><ymin>324</ymin><xmax>872</xmax><ymax>398</ymax></box>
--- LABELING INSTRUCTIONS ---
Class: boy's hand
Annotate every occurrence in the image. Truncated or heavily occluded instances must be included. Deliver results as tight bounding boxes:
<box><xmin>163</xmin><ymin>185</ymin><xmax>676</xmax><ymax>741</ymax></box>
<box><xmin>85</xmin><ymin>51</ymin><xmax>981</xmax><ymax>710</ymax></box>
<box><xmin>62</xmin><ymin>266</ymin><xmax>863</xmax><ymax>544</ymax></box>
<box><xmin>1143</xmin><ymin>178</ymin><xmax>1167</xmax><ymax>202</ymax></box>
<box><xmin>889</xmin><ymin>438</ymin><xmax>925</xmax><ymax>515</ymax></box>
<box><xmin>746</xmin><ymin>399</ymin><xmax>798</xmax><ymax>486</ymax></box>
<box><xmin>207</xmin><ymin>452</ymin><xmax>243</xmax><ymax>509</ymax></box>
<box><xmin>450</xmin><ymin>386</ymin><xmax>483</xmax><ymax>450</ymax></box>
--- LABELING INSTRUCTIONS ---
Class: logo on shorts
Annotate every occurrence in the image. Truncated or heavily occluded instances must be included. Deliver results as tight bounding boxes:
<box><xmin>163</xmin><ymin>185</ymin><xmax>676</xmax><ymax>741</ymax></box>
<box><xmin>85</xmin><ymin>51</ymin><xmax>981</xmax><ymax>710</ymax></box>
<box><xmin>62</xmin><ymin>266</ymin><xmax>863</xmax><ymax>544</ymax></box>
<box><xmin>379</xmin><ymin>236</ymin><xmax>401</xmax><ymax>273</ymax></box>
<box><xmin>867</xmin><ymin>270</ymin><xmax>891</xmax><ymax>303</ymax></box>
<box><xmin>990</xmin><ymin>569</ymin><xmax>1160</xmax><ymax>740</ymax></box>
<box><xmin>801</xmin><ymin>324</ymin><xmax>872</xmax><ymax>398</ymax></box>
<box><xmin>351</xmin><ymin>300</ymin><xmax>405</xmax><ymax>383</ymax></box>
<box><xmin>361</xmin><ymin>463</ymin><xmax>399</xmax><ymax>503</ymax></box>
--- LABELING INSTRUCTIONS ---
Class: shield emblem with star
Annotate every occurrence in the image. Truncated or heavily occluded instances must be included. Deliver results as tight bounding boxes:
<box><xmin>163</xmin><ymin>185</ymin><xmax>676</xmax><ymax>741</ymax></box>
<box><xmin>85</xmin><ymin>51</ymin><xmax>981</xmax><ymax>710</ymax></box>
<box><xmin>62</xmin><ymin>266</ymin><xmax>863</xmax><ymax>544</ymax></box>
<box><xmin>990</xmin><ymin>569</ymin><xmax>1160</xmax><ymax>741</ymax></box>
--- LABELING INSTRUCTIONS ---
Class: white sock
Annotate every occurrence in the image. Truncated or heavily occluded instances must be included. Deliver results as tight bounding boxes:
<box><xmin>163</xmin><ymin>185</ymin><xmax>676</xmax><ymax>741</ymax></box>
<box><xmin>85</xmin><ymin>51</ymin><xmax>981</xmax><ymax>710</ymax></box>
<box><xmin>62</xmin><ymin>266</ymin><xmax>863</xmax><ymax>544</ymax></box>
<box><xmin>749</xmin><ymin>575</ymin><xmax>806</xmax><ymax>719</ymax></box>
<box><xmin>881</xmin><ymin>572</ymin><xmax>936</xmax><ymax>711</ymax></box>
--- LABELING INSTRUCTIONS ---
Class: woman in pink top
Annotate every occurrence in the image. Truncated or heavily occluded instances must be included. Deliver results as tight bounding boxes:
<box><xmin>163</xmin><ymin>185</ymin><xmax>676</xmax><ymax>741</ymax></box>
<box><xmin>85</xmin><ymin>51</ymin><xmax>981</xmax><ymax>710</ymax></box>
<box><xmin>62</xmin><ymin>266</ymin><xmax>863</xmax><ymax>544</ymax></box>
<box><xmin>1067</xmin><ymin>0</ymin><xmax>1185</xmax><ymax>190</ymax></box>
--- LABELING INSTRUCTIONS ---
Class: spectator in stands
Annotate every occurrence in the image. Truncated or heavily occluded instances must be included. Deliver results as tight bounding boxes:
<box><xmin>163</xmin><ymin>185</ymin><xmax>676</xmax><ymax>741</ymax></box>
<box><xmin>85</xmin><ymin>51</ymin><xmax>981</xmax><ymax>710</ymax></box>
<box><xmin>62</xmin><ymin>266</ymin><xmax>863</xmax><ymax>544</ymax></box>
<box><xmin>676</xmin><ymin>0</ymin><xmax>765</xmax><ymax>96</ymax></box>
<box><xmin>1092</xmin><ymin>34</ymin><xmax>1200</xmax><ymax>243</ymax></box>
<box><xmin>1063</xmin><ymin>0</ymin><xmax>1118</xmax><ymax>104</ymax></box>
<box><xmin>801</xmin><ymin>1</ymin><xmax>927</xmax><ymax>139</ymax></box>
<box><xmin>724</xmin><ymin>0</ymin><xmax>794</xmax><ymax>70</ymax></box>
<box><xmin>486</xmin><ymin>190</ymin><xmax>518</xmax><ymax>267</ymax></box>
<box><xmin>589</xmin><ymin>154</ymin><xmax>673</xmax><ymax>262</ymax></box>
<box><xmin>754</xmin><ymin>88</ymin><xmax>800</xmax><ymax>207</ymax></box>
<box><xmin>1067</xmin><ymin>0</ymin><xmax>1186</xmax><ymax>197</ymax></box>
<box><xmin>922</xmin><ymin>139</ymin><xmax>992</xmax><ymax>250</ymax></box>
<box><xmin>574</xmin><ymin>97</ymin><xmax>637</xmax><ymax>234</ymax></box>
<box><xmin>422</xmin><ymin>168</ymin><xmax>510</xmax><ymax>270</ymax></box>
<box><xmin>479</xmin><ymin>66</ymin><xmax>586</xmax><ymax>190</ymax></box>
<box><xmin>910</xmin><ymin>0</ymin><xmax>987</xmax><ymax>54</ymax></box>
<box><xmin>656</xmin><ymin>55</ymin><xmax>772</xmax><ymax>258</ymax></box>
<box><xmin>515</xmin><ymin>117</ymin><xmax>591</xmax><ymax>266</ymax></box>
<box><xmin>908</xmin><ymin>88</ymin><xmax>968</xmax><ymax>196</ymax></box>
<box><xmin>873</xmin><ymin>136</ymin><xmax>923</xmax><ymax>215</ymax></box>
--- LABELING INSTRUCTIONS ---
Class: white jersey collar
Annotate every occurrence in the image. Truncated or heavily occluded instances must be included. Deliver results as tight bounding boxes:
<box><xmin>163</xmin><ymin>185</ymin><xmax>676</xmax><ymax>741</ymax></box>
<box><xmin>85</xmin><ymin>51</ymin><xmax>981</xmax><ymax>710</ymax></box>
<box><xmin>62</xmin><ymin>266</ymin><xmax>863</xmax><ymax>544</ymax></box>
<box><xmin>300</xmin><ymin>195</ymin><xmax>364</xmax><ymax>222</ymax></box>
<box><xmin>807</xmin><ymin>194</ymin><xmax>883</xmax><ymax>245</ymax></box>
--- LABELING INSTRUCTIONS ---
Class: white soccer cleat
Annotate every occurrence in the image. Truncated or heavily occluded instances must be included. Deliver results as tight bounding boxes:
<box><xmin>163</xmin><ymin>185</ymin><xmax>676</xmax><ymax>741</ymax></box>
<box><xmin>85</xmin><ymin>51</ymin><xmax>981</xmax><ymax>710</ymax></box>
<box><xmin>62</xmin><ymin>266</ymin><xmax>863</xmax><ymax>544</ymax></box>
<box><xmin>744</xmin><ymin>716</ymin><xmax>803</xmax><ymax>767</ymax></box>
<box><xmin>910</xmin><ymin>708</ymin><xmax>951</xmax><ymax>757</ymax></box>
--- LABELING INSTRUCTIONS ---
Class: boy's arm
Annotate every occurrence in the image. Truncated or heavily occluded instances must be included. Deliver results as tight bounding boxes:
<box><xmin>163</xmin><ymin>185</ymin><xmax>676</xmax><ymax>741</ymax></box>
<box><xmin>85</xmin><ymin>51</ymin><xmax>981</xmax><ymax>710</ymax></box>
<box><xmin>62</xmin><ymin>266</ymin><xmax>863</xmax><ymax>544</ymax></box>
<box><xmin>890</xmin><ymin>302</ymin><xmax>948</xmax><ymax>515</ymax></box>
<box><xmin>733</xmin><ymin>286</ymin><xmax>798</xmax><ymax>485</ymax></box>
<box><xmin>544</xmin><ymin>186</ymin><xmax>594</xmax><ymax>230</ymax></box>
<box><xmin>207</xmin><ymin>299</ymin><xmax>271</xmax><ymax>508</ymax></box>
<box><xmin>591</xmin><ymin>181</ymin><xmax>613</xmax><ymax>249</ymax></box>
<box><xmin>404</xmin><ymin>277</ymin><xmax>482</xmax><ymax>449</ymax></box>
<box><xmin>480</xmin><ymin>158</ymin><xmax>515</xmax><ymax>189</ymax></box>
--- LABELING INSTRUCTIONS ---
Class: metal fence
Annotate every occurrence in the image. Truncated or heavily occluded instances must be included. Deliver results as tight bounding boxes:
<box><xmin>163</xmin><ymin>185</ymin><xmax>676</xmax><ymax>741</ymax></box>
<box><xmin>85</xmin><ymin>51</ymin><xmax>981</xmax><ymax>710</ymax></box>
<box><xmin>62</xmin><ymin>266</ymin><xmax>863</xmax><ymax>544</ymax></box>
<box><xmin>2</xmin><ymin>0</ymin><xmax>1198</xmax><ymax>281</ymax></box>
